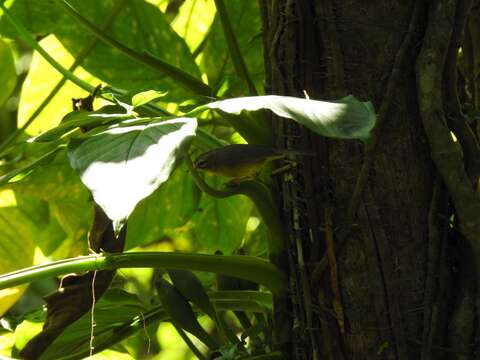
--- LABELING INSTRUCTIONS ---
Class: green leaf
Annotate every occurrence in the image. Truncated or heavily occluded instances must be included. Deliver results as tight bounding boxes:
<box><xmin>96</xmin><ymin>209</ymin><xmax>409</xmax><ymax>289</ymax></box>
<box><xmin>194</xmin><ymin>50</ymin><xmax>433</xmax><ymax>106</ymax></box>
<box><xmin>0</xmin><ymin>37</ymin><xmax>17</xmax><ymax>107</ymax></box>
<box><xmin>170</xmin><ymin>0</ymin><xmax>216</xmax><ymax>52</ymax></box>
<box><xmin>7</xmin><ymin>149</ymin><xmax>89</xmax><ymax>201</ymax></box>
<box><xmin>131</xmin><ymin>90</ymin><xmax>168</xmax><ymax>108</ymax></box>
<box><xmin>126</xmin><ymin>163</ymin><xmax>200</xmax><ymax>249</ymax></box>
<box><xmin>33</xmin><ymin>106</ymin><xmax>135</xmax><ymax>143</ymax></box>
<box><xmin>13</xmin><ymin>193</ymin><xmax>67</xmax><ymax>257</ymax></box>
<box><xmin>16</xmin><ymin>35</ymin><xmax>102</xmax><ymax>136</ymax></box>
<box><xmin>191</xmin><ymin>179</ymin><xmax>253</xmax><ymax>254</ymax></box>
<box><xmin>200</xmin><ymin>0</ymin><xmax>263</xmax><ymax>96</ymax></box>
<box><xmin>213</xmin><ymin>0</ymin><xmax>258</xmax><ymax>95</ymax></box>
<box><xmin>0</xmin><ymin>190</ymin><xmax>67</xmax><ymax>315</ymax></box>
<box><xmin>89</xmin><ymin>350</ymin><xmax>137</xmax><ymax>360</ymax></box>
<box><xmin>6</xmin><ymin>150</ymin><xmax>93</xmax><ymax>257</ymax></box>
<box><xmin>0</xmin><ymin>0</ymin><xmax>59</xmax><ymax>39</ymax></box>
<box><xmin>67</xmin><ymin>118</ymin><xmax>197</xmax><ymax>231</ymax></box>
<box><xmin>209</xmin><ymin>291</ymin><xmax>273</xmax><ymax>311</ymax></box>
<box><xmin>202</xmin><ymin>95</ymin><xmax>376</xmax><ymax>140</ymax></box>
<box><xmin>12</xmin><ymin>309</ymin><xmax>45</xmax><ymax>354</ymax></box>
<box><xmin>0</xmin><ymin>147</ymin><xmax>64</xmax><ymax>187</ymax></box>
<box><xmin>36</xmin><ymin>289</ymin><xmax>146</xmax><ymax>359</ymax></box>
<box><xmin>55</xmin><ymin>0</ymin><xmax>202</xmax><ymax>100</ymax></box>
<box><xmin>168</xmin><ymin>269</ymin><xmax>215</xmax><ymax>318</ymax></box>
<box><xmin>155</xmin><ymin>278</ymin><xmax>219</xmax><ymax>350</ymax></box>
<box><xmin>2</xmin><ymin>0</ymin><xmax>203</xmax><ymax>101</ymax></box>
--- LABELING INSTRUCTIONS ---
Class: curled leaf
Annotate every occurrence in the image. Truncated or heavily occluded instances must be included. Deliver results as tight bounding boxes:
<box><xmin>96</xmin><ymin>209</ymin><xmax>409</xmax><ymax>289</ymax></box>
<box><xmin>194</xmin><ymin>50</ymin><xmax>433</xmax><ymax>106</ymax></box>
<box><xmin>201</xmin><ymin>95</ymin><xmax>376</xmax><ymax>140</ymax></box>
<box><xmin>132</xmin><ymin>90</ymin><xmax>168</xmax><ymax>108</ymax></box>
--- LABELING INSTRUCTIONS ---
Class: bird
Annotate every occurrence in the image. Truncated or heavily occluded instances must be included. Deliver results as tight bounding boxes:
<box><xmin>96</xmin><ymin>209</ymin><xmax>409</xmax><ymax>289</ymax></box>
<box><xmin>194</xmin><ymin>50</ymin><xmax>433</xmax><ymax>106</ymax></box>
<box><xmin>193</xmin><ymin>144</ymin><xmax>311</xmax><ymax>180</ymax></box>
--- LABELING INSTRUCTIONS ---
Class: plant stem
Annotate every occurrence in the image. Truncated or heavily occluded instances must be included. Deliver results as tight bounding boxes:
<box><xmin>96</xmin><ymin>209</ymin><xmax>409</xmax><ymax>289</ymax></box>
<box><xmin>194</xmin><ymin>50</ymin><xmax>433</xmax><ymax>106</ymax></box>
<box><xmin>0</xmin><ymin>252</ymin><xmax>286</xmax><ymax>294</ymax></box>
<box><xmin>185</xmin><ymin>155</ymin><xmax>285</xmax><ymax>259</ymax></box>
<box><xmin>213</xmin><ymin>0</ymin><xmax>258</xmax><ymax>96</ymax></box>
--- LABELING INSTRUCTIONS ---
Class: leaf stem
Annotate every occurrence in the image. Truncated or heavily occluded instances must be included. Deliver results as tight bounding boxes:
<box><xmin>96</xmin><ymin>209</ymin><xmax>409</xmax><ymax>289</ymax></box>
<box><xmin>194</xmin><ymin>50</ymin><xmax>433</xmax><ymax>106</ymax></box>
<box><xmin>0</xmin><ymin>251</ymin><xmax>285</xmax><ymax>294</ymax></box>
<box><xmin>213</xmin><ymin>0</ymin><xmax>258</xmax><ymax>96</ymax></box>
<box><xmin>185</xmin><ymin>155</ymin><xmax>285</xmax><ymax>264</ymax></box>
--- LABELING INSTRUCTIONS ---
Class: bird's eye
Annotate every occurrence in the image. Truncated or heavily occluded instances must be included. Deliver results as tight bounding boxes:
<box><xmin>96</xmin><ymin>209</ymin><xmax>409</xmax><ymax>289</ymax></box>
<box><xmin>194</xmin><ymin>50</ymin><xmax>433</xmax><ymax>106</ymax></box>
<box><xmin>194</xmin><ymin>159</ymin><xmax>206</xmax><ymax>169</ymax></box>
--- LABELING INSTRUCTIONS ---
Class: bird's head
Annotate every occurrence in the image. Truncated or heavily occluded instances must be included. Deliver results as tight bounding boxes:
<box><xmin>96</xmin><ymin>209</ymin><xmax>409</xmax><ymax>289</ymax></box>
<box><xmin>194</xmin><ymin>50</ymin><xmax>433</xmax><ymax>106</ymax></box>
<box><xmin>193</xmin><ymin>152</ymin><xmax>215</xmax><ymax>171</ymax></box>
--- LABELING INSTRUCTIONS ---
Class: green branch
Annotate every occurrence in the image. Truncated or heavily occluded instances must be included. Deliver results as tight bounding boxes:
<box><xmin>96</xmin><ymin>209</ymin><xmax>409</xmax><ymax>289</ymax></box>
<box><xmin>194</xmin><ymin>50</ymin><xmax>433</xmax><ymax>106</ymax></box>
<box><xmin>184</xmin><ymin>155</ymin><xmax>285</xmax><ymax>260</ymax></box>
<box><xmin>0</xmin><ymin>251</ymin><xmax>285</xmax><ymax>294</ymax></box>
<box><xmin>57</xmin><ymin>0</ymin><xmax>213</xmax><ymax>97</ymax></box>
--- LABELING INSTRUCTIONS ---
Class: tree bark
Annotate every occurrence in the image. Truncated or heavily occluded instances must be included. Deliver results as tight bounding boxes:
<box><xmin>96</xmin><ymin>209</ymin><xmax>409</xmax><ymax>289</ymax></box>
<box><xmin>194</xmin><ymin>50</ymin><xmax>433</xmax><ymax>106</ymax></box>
<box><xmin>260</xmin><ymin>1</ymin><xmax>480</xmax><ymax>359</ymax></box>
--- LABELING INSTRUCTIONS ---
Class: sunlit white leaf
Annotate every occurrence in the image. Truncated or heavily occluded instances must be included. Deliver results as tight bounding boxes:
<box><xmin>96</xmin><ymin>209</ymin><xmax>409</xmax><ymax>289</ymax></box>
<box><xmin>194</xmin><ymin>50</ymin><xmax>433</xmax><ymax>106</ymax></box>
<box><xmin>203</xmin><ymin>95</ymin><xmax>376</xmax><ymax>140</ymax></box>
<box><xmin>68</xmin><ymin>118</ymin><xmax>197</xmax><ymax>232</ymax></box>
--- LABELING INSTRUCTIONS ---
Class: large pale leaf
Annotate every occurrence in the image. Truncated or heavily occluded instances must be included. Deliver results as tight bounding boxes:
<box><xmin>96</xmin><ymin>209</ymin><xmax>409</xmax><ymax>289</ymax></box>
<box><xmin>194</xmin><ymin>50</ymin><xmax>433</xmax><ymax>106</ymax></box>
<box><xmin>203</xmin><ymin>95</ymin><xmax>376</xmax><ymax>140</ymax></box>
<box><xmin>68</xmin><ymin>118</ymin><xmax>197</xmax><ymax>230</ymax></box>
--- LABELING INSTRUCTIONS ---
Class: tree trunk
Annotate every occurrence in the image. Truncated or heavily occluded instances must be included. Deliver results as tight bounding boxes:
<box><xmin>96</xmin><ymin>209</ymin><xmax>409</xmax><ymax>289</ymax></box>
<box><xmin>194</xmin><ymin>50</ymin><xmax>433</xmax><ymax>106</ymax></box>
<box><xmin>260</xmin><ymin>1</ymin><xmax>480</xmax><ymax>359</ymax></box>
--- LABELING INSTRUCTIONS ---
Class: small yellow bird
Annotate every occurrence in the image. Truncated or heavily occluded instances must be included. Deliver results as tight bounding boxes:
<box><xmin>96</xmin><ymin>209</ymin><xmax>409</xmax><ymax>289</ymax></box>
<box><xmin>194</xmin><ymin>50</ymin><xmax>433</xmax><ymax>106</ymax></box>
<box><xmin>194</xmin><ymin>144</ymin><xmax>310</xmax><ymax>180</ymax></box>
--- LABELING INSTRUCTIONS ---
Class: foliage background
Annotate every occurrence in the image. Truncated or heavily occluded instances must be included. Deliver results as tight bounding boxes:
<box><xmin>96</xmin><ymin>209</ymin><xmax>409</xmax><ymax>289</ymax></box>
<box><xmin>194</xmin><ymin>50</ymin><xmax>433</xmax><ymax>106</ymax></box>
<box><xmin>0</xmin><ymin>0</ymin><xmax>267</xmax><ymax>358</ymax></box>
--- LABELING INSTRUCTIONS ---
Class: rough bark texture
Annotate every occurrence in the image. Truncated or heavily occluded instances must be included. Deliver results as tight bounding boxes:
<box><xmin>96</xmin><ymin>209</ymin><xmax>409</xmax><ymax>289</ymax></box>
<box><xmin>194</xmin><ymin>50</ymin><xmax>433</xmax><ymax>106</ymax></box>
<box><xmin>260</xmin><ymin>1</ymin><xmax>479</xmax><ymax>359</ymax></box>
